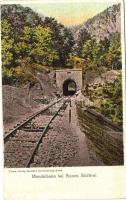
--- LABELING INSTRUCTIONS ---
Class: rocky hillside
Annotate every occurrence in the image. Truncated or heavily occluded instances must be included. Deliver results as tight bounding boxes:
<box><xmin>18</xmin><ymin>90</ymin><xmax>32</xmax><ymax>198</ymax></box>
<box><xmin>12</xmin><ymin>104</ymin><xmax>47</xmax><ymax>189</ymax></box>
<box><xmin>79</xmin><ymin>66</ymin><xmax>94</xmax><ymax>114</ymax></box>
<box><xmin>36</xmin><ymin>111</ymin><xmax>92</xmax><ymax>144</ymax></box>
<box><xmin>74</xmin><ymin>3</ymin><xmax>121</xmax><ymax>42</ymax></box>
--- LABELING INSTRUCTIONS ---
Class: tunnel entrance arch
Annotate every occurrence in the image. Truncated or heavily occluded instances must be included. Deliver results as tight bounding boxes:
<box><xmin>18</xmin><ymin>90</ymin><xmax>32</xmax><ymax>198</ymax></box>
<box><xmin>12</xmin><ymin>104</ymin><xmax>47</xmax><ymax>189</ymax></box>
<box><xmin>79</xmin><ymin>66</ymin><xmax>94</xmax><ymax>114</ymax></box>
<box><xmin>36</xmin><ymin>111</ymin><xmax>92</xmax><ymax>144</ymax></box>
<box><xmin>55</xmin><ymin>69</ymin><xmax>82</xmax><ymax>94</ymax></box>
<box><xmin>63</xmin><ymin>79</ymin><xmax>77</xmax><ymax>96</ymax></box>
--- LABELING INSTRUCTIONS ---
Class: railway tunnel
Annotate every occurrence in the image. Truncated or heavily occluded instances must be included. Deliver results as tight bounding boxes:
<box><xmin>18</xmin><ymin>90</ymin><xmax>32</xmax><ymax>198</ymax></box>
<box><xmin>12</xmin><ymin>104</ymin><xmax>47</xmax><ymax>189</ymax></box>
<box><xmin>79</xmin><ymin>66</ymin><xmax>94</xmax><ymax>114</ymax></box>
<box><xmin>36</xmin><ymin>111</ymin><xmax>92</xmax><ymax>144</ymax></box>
<box><xmin>63</xmin><ymin>79</ymin><xmax>77</xmax><ymax>96</ymax></box>
<box><xmin>55</xmin><ymin>69</ymin><xmax>82</xmax><ymax>96</ymax></box>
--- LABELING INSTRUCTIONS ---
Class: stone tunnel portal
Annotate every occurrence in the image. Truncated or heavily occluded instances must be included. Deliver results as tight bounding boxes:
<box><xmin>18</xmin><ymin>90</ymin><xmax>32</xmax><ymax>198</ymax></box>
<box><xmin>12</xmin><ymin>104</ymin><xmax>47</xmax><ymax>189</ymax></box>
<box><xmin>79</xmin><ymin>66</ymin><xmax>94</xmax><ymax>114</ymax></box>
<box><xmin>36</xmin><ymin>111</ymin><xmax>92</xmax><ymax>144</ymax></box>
<box><xmin>63</xmin><ymin>79</ymin><xmax>77</xmax><ymax>96</ymax></box>
<box><xmin>55</xmin><ymin>69</ymin><xmax>82</xmax><ymax>95</ymax></box>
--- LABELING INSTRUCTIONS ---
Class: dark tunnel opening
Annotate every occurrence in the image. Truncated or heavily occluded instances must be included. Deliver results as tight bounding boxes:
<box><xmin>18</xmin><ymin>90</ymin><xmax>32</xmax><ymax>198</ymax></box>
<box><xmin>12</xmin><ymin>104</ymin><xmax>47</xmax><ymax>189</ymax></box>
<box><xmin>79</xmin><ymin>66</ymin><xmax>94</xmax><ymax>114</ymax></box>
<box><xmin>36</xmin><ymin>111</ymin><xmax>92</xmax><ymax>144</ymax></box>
<box><xmin>63</xmin><ymin>79</ymin><xmax>77</xmax><ymax>96</ymax></box>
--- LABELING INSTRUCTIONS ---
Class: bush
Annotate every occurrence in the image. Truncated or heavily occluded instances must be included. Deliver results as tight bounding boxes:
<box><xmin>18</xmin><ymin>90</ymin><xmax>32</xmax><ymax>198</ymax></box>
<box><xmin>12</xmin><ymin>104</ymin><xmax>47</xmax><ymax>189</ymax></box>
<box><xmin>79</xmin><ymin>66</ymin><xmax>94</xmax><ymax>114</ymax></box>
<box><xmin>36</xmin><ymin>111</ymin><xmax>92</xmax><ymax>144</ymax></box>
<box><xmin>101</xmin><ymin>77</ymin><xmax>122</xmax><ymax>124</ymax></box>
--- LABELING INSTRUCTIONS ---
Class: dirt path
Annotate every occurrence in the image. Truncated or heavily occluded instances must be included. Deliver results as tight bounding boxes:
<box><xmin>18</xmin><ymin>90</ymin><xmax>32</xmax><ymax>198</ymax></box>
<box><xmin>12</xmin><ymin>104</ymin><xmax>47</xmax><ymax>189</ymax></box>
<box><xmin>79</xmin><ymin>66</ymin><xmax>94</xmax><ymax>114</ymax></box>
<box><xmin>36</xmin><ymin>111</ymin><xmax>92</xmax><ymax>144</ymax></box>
<box><xmin>66</xmin><ymin>99</ymin><xmax>104</xmax><ymax>166</ymax></box>
<box><xmin>67</xmin><ymin>100</ymin><xmax>91</xmax><ymax>166</ymax></box>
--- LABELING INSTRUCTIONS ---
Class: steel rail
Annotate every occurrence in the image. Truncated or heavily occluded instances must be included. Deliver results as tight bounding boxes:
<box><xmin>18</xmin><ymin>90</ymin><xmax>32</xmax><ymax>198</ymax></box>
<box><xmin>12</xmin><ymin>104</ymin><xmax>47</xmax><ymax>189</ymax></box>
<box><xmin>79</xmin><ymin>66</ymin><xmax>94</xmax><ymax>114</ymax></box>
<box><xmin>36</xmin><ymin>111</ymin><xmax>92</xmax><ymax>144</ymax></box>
<box><xmin>4</xmin><ymin>98</ymin><xmax>63</xmax><ymax>142</ymax></box>
<box><xmin>26</xmin><ymin>99</ymin><xmax>68</xmax><ymax>167</ymax></box>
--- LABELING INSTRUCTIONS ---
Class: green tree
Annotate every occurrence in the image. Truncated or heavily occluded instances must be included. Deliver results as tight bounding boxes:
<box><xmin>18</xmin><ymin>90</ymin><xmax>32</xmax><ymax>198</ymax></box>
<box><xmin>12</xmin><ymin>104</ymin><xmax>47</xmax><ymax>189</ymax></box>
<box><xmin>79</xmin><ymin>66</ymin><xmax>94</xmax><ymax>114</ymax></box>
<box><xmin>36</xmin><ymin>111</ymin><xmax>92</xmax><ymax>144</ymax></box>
<box><xmin>43</xmin><ymin>17</ymin><xmax>74</xmax><ymax>67</ymax></box>
<box><xmin>31</xmin><ymin>25</ymin><xmax>59</xmax><ymax>66</ymax></box>
<box><xmin>1</xmin><ymin>19</ymin><xmax>14</xmax><ymax>67</ymax></box>
<box><xmin>101</xmin><ymin>77</ymin><xmax>122</xmax><ymax>124</ymax></box>
<box><xmin>107</xmin><ymin>33</ymin><xmax>122</xmax><ymax>70</ymax></box>
<box><xmin>82</xmin><ymin>39</ymin><xmax>95</xmax><ymax>61</ymax></box>
<box><xmin>14</xmin><ymin>26</ymin><xmax>32</xmax><ymax>58</ymax></box>
<box><xmin>14</xmin><ymin>25</ymin><xmax>59</xmax><ymax>67</ymax></box>
<box><xmin>81</xmin><ymin>39</ymin><xmax>99</xmax><ymax>70</ymax></box>
<box><xmin>75</xmin><ymin>28</ymin><xmax>91</xmax><ymax>55</ymax></box>
<box><xmin>81</xmin><ymin>33</ymin><xmax>121</xmax><ymax>71</ymax></box>
<box><xmin>92</xmin><ymin>42</ymin><xmax>105</xmax><ymax>66</ymax></box>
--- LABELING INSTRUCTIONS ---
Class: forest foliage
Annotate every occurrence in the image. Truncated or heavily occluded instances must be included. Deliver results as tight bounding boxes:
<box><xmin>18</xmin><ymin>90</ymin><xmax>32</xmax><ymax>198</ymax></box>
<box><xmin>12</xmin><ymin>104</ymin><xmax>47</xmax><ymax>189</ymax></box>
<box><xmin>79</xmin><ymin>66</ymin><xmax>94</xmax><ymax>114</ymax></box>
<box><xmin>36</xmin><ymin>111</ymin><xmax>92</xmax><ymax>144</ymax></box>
<box><xmin>66</xmin><ymin>30</ymin><xmax>121</xmax><ymax>72</ymax></box>
<box><xmin>1</xmin><ymin>4</ymin><xmax>74</xmax><ymax>85</ymax></box>
<box><xmin>2</xmin><ymin>4</ymin><xmax>122</xmax><ymax>85</ymax></box>
<box><xmin>101</xmin><ymin>77</ymin><xmax>122</xmax><ymax>124</ymax></box>
<box><xmin>83</xmin><ymin>76</ymin><xmax>122</xmax><ymax>124</ymax></box>
<box><xmin>75</xmin><ymin>31</ymin><xmax>122</xmax><ymax>71</ymax></box>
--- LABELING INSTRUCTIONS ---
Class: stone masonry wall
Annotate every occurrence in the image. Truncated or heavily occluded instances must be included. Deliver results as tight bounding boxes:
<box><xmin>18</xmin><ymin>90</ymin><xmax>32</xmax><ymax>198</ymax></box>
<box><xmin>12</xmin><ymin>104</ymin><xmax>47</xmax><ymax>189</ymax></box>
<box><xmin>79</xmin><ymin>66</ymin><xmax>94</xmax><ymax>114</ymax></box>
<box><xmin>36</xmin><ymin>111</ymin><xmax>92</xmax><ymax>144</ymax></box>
<box><xmin>56</xmin><ymin>69</ymin><xmax>82</xmax><ymax>92</ymax></box>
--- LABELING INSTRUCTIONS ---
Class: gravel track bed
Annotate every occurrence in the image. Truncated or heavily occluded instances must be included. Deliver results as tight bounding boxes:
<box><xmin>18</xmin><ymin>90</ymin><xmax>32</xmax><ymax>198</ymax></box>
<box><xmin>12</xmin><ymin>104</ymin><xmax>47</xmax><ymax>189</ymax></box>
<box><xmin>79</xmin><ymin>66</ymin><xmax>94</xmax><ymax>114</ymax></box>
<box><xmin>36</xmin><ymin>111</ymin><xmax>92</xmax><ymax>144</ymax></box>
<box><xmin>9</xmin><ymin>130</ymin><xmax>41</xmax><ymax>142</ymax></box>
<box><xmin>4</xmin><ymin>99</ymin><xmax>67</xmax><ymax>168</ymax></box>
<box><xmin>4</xmin><ymin>141</ymin><xmax>35</xmax><ymax>167</ymax></box>
<box><xmin>31</xmin><ymin>105</ymin><xmax>79</xmax><ymax>167</ymax></box>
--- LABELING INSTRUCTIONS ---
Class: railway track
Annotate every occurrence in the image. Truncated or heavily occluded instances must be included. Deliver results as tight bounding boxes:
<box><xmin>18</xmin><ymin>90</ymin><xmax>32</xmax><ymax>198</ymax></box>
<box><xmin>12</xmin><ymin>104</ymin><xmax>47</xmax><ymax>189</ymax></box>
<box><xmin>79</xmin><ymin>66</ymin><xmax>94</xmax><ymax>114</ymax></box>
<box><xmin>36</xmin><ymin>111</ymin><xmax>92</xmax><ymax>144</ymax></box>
<box><xmin>4</xmin><ymin>97</ymin><xmax>69</xmax><ymax>168</ymax></box>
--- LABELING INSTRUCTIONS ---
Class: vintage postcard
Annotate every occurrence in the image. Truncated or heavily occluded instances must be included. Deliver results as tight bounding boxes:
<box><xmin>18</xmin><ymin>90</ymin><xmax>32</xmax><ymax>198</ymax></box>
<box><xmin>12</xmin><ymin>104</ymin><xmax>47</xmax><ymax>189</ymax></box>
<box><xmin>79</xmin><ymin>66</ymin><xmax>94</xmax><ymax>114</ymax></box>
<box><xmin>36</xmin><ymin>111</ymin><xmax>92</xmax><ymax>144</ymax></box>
<box><xmin>1</xmin><ymin>0</ymin><xmax>126</xmax><ymax>199</ymax></box>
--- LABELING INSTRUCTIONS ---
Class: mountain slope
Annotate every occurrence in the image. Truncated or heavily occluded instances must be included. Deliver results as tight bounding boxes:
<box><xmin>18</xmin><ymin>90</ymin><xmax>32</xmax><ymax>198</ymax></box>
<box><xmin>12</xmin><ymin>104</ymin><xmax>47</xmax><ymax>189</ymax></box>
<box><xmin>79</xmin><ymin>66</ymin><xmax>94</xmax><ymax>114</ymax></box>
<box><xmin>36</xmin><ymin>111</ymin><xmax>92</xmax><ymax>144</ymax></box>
<box><xmin>74</xmin><ymin>3</ymin><xmax>121</xmax><ymax>42</ymax></box>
